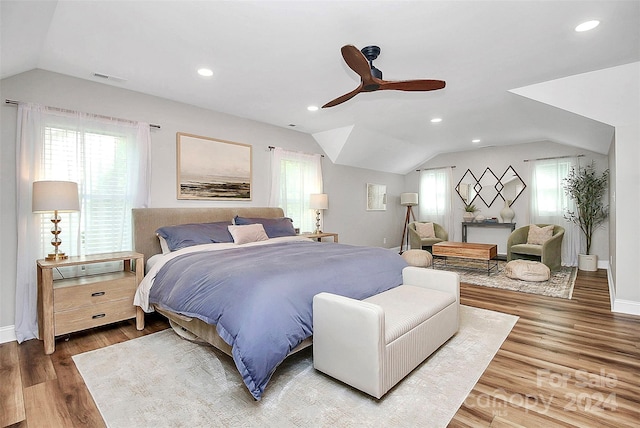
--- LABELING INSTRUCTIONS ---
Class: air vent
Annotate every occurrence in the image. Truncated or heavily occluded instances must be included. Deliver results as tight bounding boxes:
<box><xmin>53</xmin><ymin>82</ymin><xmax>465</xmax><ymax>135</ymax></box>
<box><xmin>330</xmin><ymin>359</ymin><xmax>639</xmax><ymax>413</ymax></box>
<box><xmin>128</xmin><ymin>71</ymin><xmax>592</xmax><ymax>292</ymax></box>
<box><xmin>92</xmin><ymin>72</ymin><xmax>127</xmax><ymax>83</ymax></box>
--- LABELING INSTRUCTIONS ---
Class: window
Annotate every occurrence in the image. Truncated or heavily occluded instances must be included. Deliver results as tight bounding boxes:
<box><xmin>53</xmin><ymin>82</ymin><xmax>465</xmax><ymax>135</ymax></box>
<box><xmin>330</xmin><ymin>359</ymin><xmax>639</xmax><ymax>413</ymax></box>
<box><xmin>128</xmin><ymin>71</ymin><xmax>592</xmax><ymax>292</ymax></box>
<box><xmin>269</xmin><ymin>148</ymin><xmax>323</xmax><ymax>233</ymax></box>
<box><xmin>38</xmin><ymin>126</ymin><xmax>136</xmax><ymax>258</ymax></box>
<box><xmin>530</xmin><ymin>161</ymin><xmax>572</xmax><ymax>218</ymax></box>
<box><xmin>15</xmin><ymin>103</ymin><xmax>150</xmax><ymax>342</ymax></box>
<box><xmin>418</xmin><ymin>167</ymin><xmax>453</xmax><ymax>236</ymax></box>
<box><xmin>529</xmin><ymin>157</ymin><xmax>580</xmax><ymax>266</ymax></box>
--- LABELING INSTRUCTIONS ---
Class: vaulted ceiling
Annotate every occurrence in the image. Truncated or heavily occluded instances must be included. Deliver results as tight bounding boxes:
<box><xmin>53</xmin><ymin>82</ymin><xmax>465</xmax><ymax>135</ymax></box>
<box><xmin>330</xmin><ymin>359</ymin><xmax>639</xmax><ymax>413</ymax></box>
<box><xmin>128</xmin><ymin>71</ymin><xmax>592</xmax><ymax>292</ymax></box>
<box><xmin>2</xmin><ymin>1</ymin><xmax>639</xmax><ymax>174</ymax></box>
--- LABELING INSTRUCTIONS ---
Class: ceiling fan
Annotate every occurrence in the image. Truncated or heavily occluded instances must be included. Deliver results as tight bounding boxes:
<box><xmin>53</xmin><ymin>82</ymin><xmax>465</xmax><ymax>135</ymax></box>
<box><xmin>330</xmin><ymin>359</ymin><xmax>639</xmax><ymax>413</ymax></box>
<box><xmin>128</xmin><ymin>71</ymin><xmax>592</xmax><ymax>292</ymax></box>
<box><xmin>322</xmin><ymin>45</ymin><xmax>446</xmax><ymax>108</ymax></box>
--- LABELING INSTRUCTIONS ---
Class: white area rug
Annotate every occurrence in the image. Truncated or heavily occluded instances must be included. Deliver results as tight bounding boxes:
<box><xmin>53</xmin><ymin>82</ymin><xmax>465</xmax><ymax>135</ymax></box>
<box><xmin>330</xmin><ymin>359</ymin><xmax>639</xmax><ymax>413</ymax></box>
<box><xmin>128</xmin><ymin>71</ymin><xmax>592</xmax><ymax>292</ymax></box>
<box><xmin>73</xmin><ymin>306</ymin><xmax>517</xmax><ymax>428</ymax></box>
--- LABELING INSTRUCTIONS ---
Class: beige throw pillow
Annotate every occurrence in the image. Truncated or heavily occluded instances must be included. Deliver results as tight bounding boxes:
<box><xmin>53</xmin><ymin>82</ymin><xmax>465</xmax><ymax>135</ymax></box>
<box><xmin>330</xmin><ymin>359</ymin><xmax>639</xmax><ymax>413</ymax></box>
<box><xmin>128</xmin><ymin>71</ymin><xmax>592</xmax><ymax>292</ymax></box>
<box><xmin>527</xmin><ymin>224</ymin><xmax>554</xmax><ymax>245</ymax></box>
<box><xmin>228</xmin><ymin>224</ymin><xmax>269</xmax><ymax>245</ymax></box>
<box><xmin>415</xmin><ymin>222</ymin><xmax>436</xmax><ymax>239</ymax></box>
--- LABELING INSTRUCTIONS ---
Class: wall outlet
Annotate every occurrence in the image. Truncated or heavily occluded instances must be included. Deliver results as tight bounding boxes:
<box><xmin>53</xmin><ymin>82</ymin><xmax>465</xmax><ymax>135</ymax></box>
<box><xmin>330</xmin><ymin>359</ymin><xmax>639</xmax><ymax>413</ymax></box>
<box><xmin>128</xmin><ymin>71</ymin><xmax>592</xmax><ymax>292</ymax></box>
<box><xmin>383</xmin><ymin>237</ymin><xmax>387</xmax><ymax>244</ymax></box>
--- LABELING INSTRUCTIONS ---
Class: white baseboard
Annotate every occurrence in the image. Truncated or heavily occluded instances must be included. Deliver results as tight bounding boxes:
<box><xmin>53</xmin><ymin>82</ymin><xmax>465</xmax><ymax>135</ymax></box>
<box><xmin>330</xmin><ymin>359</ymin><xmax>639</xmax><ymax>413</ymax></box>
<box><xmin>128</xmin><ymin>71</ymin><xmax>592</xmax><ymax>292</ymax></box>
<box><xmin>606</xmin><ymin>268</ymin><xmax>640</xmax><ymax>315</ymax></box>
<box><xmin>0</xmin><ymin>325</ymin><xmax>17</xmax><ymax>344</ymax></box>
<box><xmin>612</xmin><ymin>299</ymin><xmax>640</xmax><ymax>315</ymax></box>
<box><xmin>607</xmin><ymin>267</ymin><xmax>616</xmax><ymax>310</ymax></box>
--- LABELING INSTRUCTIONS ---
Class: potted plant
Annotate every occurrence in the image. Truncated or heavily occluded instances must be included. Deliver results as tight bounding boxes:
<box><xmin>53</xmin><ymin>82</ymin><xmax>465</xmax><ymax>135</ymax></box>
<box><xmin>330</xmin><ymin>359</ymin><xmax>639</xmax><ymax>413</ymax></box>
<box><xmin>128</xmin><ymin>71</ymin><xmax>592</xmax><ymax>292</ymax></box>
<box><xmin>463</xmin><ymin>203</ymin><xmax>478</xmax><ymax>222</ymax></box>
<box><xmin>562</xmin><ymin>161</ymin><xmax>609</xmax><ymax>271</ymax></box>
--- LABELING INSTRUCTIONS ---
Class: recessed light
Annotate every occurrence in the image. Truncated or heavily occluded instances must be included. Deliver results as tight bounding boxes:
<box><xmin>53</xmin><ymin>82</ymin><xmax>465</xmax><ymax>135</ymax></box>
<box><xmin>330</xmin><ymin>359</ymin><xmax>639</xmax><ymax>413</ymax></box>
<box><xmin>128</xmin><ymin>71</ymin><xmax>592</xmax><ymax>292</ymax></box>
<box><xmin>430</xmin><ymin>118</ymin><xmax>442</xmax><ymax>123</ymax></box>
<box><xmin>197</xmin><ymin>68</ymin><xmax>213</xmax><ymax>77</ymax></box>
<box><xmin>307</xmin><ymin>105</ymin><xmax>319</xmax><ymax>112</ymax></box>
<box><xmin>472</xmin><ymin>139</ymin><xmax>481</xmax><ymax>143</ymax></box>
<box><xmin>575</xmin><ymin>20</ymin><xmax>600</xmax><ymax>32</ymax></box>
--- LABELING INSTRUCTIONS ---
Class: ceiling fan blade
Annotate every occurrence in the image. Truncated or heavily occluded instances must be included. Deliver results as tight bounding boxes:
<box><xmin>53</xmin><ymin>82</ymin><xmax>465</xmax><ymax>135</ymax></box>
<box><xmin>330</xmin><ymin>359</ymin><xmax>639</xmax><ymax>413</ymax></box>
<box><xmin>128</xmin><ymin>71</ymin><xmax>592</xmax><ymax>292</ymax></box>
<box><xmin>341</xmin><ymin>45</ymin><xmax>375</xmax><ymax>83</ymax></box>
<box><xmin>379</xmin><ymin>79</ymin><xmax>446</xmax><ymax>91</ymax></box>
<box><xmin>322</xmin><ymin>84</ymin><xmax>363</xmax><ymax>108</ymax></box>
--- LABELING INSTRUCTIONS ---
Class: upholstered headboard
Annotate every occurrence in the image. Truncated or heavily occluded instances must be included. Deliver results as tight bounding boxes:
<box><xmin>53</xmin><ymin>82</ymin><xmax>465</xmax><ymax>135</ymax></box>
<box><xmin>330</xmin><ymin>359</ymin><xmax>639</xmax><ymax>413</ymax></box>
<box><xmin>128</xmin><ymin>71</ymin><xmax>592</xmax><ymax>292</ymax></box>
<box><xmin>132</xmin><ymin>207</ymin><xmax>285</xmax><ymax>262</ymax></box>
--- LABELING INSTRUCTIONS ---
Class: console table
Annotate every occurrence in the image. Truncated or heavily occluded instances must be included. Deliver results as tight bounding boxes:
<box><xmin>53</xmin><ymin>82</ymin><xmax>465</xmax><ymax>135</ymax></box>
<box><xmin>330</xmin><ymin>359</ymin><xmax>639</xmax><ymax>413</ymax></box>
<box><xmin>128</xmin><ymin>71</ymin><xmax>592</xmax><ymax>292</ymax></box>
<box><xmin>462</xmin><ymin>222</ymin><xmax>516</xmax><ymax>242</ymax></box>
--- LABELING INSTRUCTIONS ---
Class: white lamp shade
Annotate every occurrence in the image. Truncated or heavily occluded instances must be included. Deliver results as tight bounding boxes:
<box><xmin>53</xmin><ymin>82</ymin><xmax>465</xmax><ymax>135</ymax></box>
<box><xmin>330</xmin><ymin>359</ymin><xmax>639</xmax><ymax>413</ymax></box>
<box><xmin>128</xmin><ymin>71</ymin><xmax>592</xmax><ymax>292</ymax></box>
<box><xmin>400</xmin><ymin>192</ymin><xmax>418</xmax><ymax>206</ymax></box>
<box><xmin>309</xmin><ymin>193</ymin><xmax>329</xmax><ymax>210</ymax></box>
<box><xmin>32</xmin><ymin>181</ymin><xmax>80</xmax><ymax>213</ymax></box>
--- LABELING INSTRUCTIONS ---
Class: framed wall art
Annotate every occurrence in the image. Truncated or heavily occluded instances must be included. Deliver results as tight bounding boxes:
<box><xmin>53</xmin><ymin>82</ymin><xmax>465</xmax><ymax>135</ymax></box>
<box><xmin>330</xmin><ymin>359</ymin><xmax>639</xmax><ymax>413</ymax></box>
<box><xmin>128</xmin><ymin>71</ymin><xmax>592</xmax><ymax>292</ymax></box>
<box><xmin>177</xmin><ymin>132</ymin><xmax>252</xmax><ymax>200</ymax></box>
<box><xmin>366</xmin><ymin>183</ymin><xmax>387</xmax><ymax>211</ymax></box>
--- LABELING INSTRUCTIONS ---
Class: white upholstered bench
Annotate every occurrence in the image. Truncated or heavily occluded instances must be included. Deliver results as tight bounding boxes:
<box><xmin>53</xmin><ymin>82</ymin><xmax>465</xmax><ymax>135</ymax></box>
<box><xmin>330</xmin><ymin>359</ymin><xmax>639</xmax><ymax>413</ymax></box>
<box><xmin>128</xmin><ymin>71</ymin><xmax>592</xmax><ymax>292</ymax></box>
<box><xmin>312</xmin><ymin>267</ymin><xmax>460</xmax><ymax>399</ymax></box>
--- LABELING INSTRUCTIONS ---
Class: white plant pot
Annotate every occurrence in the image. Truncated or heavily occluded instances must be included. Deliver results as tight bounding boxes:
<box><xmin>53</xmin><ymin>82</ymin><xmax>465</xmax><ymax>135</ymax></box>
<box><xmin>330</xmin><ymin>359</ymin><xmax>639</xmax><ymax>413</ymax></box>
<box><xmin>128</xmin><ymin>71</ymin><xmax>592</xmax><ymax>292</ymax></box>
<box><xmin>463</xmin><ymin>212</ymin><xmax>475</xmax><ymax>222</ymax></box>
<box><xmin>578</xmin><ymin>254</ymin><xmax>598</xmax><ymax>271</ymax></box>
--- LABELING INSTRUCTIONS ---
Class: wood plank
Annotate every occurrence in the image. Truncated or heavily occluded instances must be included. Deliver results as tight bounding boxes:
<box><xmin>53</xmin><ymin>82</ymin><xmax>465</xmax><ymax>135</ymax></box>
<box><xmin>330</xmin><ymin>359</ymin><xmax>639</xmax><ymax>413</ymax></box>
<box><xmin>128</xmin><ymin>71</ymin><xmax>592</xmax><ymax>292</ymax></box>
<box><xmin>0</xmin><ymin>342</ymin><xmax>26</xmax><ymax>427</ymax></box>
<box><xmin>22</xmin><ymin>381</ymin><xmax>73</xmax><ymax>428</ymax></box>
<box><xmin>50</xmin><ymin>344</ymin><xmax>106</xmax><ymax>427</ymax></box>
<box><xmin>16</xmin><ymin>338</ymin><xmax>56</xmax><ymax>388</ymax></box>
<box><xmin>451</xmin><ymin>269</ymin><xmax>640</xmax><ymax>427</ymax></box>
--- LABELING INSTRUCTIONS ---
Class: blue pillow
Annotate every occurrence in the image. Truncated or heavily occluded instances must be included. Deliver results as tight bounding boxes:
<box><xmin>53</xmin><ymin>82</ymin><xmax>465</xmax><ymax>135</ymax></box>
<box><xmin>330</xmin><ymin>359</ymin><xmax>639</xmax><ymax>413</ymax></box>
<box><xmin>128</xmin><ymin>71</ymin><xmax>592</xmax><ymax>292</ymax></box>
<box><xmin>233</xmin><ymin>216</ymin><xmax>297</xmax><ymax>238</ymax></box>
<box><xmin>156</xmin><ymin>221</ymin><xmax>233</xmax><ymax>251</ymax></box>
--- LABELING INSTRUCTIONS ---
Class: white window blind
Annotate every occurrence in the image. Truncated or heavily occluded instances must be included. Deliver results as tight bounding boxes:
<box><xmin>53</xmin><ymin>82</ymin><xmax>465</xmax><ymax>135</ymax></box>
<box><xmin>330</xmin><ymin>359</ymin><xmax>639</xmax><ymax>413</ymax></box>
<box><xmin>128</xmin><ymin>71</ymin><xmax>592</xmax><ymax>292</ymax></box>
<box><xmin>39</xmin><ymin>127</ymin><xmax>133</xmax><ymax>260</ymax></box>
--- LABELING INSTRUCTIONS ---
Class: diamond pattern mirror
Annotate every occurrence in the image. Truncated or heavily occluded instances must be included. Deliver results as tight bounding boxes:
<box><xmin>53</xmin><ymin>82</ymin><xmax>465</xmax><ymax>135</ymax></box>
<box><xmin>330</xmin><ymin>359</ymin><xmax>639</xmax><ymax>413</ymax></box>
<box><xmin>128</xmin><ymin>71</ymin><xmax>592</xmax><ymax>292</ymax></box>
<box><xmin>498</xmin><ymin>166</ymin><xmax>526</xmax><ymax>206</ymax></box>
<box><xmin>455</xmin><ymin>165</ymin><xmax>526</xmax><ymax>208</ymax></box>
<box><xmin>455</xmin><ymin>169</ymin><xmax>478</xmax><ymax>206</ymax></box>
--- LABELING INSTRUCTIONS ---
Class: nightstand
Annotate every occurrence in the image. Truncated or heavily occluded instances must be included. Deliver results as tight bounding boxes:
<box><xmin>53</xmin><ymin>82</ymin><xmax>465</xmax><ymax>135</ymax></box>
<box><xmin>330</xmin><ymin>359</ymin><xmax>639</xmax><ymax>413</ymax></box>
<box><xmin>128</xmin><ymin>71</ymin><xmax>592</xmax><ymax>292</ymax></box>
<box><xmin>37</xmin><ymin>251</ymin><xmax>144</xmax><ymax>354</ymax></box>
<box><xmin>301</xmin><ymin>232</ymin><xmax>339</xmax><ymax>242</ymax></box>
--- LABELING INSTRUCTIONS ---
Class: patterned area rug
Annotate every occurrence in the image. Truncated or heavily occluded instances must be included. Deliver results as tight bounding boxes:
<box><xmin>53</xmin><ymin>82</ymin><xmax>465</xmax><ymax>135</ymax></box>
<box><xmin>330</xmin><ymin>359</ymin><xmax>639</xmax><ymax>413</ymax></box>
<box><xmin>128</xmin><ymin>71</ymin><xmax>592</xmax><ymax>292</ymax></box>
<box><xmin>73</xmin><ymin>306</ymin><xmax>517</xmax><ymax>428</ymax></box>
<box><xmin>434</xmin><ymin>259</ymin><xmax>577</xmax><ymax>299</ymax></box>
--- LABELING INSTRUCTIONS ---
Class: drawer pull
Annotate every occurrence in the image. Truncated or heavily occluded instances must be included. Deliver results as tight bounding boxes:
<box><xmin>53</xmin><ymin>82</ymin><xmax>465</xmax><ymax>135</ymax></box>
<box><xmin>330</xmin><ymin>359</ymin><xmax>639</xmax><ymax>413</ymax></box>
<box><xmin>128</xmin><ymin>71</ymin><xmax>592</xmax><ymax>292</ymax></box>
<box><xmin>91</xmin><ymin>291</ymin><xmax>106</xmax><ymax>297</ymax></box>
<box><xmin>92</xmin><ymin>313</ymin><xmax>106</xmax><ymax>319</ymax></box>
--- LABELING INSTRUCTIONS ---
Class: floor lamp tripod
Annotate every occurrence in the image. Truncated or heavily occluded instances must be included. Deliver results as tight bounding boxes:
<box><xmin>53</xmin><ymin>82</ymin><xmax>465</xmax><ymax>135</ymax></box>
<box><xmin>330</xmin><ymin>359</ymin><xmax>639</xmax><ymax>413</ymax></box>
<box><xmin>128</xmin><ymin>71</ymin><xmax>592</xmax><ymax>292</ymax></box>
<box><xmin>399</xmin><ymin>193</ymin><xmax>418</xmax><ymax>254</ymax></box>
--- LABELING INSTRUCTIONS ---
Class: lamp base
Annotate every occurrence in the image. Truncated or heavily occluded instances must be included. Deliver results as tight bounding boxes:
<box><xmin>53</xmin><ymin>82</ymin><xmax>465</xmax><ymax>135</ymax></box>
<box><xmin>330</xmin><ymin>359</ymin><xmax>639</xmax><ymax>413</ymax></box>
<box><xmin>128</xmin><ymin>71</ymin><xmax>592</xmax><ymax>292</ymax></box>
<box><xmin>314</xmin><ymin>210</ymin><xmax>322</xmax><ymax>235</ymax></box>
<box><xmin>45</xmin><ymin>252</ymin><xmax>68</xmax><ymax>261</ymax></box>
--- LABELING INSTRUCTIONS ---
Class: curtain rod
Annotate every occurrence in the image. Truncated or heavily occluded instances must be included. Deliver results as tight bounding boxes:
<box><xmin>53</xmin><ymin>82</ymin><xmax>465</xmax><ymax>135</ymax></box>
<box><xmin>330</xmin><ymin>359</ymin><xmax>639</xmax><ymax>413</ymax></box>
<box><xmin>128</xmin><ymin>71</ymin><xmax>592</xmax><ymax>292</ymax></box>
<box><xmin>268</xmin><ymin>145</ymin><xmax>324</xmax><ymax>157</ymax></box>
<box><xmin>523</xmin><ymin>154</ymin><xmax>583</xmax><ymax>162</ymax></box>
<box><xmin>5</xmin><ymin>99</ymin><xmax>161</xmax><ymax>129</ymax></box>
<box><xmin>416</xmin><ymin>165</ymin><xmax>456</xmax><ymax>172</ymax></box>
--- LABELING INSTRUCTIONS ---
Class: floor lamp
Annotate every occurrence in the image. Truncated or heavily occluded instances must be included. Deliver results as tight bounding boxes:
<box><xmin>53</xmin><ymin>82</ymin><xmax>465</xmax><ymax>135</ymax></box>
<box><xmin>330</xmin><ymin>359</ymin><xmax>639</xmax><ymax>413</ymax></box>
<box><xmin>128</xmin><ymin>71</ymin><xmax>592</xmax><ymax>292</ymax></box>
<box><xmin>399</xmin><ymin>193</ymin><xmax>418</xmax><ymax>254</ymax></box>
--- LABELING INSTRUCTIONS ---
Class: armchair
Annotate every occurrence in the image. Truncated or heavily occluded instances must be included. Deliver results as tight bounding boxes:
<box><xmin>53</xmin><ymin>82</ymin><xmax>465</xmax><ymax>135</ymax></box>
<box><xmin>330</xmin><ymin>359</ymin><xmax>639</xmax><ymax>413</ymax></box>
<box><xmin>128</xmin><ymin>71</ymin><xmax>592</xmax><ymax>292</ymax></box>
<box><xmin>408</xmin><ymin>222</ymin><xmax>448</xmax><ymax>252</ymax></box>
<box><xmin>507</xmin><ymin>224</ymin><xmax>565</xmax><ymax>271</ymax></box>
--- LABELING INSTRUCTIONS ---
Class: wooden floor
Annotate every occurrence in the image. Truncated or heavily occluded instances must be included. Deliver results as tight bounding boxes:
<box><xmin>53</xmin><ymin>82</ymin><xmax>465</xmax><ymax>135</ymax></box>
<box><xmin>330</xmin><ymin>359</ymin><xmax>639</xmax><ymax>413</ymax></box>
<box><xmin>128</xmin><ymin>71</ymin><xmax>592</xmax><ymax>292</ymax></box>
<box><xmin>1</xmin><ymin>269</ymin><xmax>638</xmax><ymax>427</ymax></box>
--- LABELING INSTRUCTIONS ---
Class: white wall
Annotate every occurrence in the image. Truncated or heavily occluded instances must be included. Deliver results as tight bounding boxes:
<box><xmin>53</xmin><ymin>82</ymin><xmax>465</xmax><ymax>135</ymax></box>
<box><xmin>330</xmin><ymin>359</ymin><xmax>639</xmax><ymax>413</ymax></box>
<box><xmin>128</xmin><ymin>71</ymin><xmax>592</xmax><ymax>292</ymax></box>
<box><xmin>0</xmin><ymin>69</ymin><xmax>404</xmax><ymax>338</ymax></box>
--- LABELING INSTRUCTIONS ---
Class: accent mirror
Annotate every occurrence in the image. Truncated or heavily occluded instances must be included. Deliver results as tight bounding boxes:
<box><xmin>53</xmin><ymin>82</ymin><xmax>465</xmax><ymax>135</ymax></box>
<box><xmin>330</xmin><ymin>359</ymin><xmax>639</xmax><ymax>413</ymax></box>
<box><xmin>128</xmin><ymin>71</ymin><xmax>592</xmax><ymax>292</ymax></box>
<box><xmin>456</xmin><ymin>165</ymin><xmax>526</xmax><ymax>208</ymax></box>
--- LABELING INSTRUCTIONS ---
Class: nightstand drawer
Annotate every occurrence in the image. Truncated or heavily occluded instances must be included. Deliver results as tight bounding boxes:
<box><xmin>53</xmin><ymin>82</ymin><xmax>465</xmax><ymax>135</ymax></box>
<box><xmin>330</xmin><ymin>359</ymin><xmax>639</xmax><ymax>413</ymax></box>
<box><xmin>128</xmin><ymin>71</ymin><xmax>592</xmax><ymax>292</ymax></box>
<box><xmin>54</xmin><ymin>299</ymin><xmax>137</xmax><ymax>335</ymax></box>
<box><xmin>54</xmin><ymin>271</ymin><xmax>137</xmax><ymax>312</ymax></box>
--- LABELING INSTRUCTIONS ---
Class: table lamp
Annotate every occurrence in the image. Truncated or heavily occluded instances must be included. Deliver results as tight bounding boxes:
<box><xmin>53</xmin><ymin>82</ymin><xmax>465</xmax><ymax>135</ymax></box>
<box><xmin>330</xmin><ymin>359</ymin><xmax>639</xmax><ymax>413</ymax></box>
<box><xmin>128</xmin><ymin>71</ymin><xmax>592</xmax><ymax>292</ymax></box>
<box><xmin>32</xmin><ymin>180</ymin><xmax>80</xmax><ymax>260</ymax></box>
<box><xmin>309</xmin><ymin>193</ymin><xmax>329</xmax><ymax>234</ymax></box>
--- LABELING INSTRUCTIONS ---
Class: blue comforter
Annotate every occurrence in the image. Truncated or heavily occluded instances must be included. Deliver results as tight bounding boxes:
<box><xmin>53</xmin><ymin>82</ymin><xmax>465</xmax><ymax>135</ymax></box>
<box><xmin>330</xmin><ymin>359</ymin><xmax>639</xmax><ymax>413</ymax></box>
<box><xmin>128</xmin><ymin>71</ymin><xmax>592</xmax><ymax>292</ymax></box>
<box><xmin>148</xmin><ymin>240</ymin><xmax>407</xmax><ymax>400</ymax></box>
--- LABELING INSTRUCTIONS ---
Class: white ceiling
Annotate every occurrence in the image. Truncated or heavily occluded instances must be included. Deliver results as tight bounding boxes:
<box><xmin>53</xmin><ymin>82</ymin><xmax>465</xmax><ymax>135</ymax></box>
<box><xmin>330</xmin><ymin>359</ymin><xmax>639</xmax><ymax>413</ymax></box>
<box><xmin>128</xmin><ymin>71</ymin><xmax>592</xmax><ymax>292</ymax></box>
<box><xmin>2</xmin><ymin>1</ymin><xmax>639</xmax><ymax>174</ymax></box>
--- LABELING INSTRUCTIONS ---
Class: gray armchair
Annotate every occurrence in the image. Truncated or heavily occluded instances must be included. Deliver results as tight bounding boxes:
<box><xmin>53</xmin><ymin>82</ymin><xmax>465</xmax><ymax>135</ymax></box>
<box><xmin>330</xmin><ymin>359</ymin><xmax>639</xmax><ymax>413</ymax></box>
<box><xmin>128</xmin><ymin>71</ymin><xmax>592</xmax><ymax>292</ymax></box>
<box><xmin>408</xmin><ymin>222</ymin><xmax>448</xmax><ymax>252</ymax></box>
<box><xmin>507</xmin><ymin>224</ymin><xmax>565</xmax><ymax>271</ymax></box>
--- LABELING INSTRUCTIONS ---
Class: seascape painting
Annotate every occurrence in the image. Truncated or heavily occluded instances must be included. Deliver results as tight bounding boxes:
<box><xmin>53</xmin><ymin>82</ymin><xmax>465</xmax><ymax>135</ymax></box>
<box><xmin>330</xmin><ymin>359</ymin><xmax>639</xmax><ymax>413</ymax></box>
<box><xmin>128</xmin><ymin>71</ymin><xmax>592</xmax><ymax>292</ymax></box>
<box><xmin>177</xmin><ymin>133</ymin><xmax>252</xmax><ymax>200</ymax></box>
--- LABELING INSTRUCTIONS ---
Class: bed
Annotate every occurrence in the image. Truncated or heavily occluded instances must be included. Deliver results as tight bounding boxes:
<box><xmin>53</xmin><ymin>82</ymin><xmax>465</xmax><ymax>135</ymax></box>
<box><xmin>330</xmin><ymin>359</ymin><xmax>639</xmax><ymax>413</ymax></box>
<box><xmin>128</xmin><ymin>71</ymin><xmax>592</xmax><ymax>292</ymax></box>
<box><xmin>132</xmin><ymin>207</ymin><xmax>407</xmax><ymax>400</ymax></box>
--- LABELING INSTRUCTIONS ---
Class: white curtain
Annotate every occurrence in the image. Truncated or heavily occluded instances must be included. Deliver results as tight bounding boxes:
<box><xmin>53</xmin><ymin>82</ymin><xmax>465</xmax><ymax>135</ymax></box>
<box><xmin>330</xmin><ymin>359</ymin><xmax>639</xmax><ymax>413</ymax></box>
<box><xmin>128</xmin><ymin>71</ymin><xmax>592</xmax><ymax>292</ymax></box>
<box><xmin>528</xmin><ymin>157</ymin><xmax>580</xmax><ymax>266</ymax></box>
<box><xmin>418</xmin><ymin>167</ymin><xmax>454</xmax><ymax>239</ymax></box>
<box><xmin>269</xmin><ymin>147</ymin><xmax>323</xmax><ymax>233</ymax></box>
<box><xmin>15</xmin><ymin>103</ymin><xmax>150</xmax><ymax>342</ymax></box>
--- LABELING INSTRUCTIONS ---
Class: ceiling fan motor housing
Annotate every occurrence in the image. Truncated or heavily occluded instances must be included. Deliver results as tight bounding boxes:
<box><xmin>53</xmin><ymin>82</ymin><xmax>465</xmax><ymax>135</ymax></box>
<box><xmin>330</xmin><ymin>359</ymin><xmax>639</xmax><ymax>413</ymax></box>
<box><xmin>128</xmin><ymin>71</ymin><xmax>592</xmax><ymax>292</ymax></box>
<box><xmin>361</xmin><ymin>45</ymin><xmax>383</xmax><ymax>79</ymax></box>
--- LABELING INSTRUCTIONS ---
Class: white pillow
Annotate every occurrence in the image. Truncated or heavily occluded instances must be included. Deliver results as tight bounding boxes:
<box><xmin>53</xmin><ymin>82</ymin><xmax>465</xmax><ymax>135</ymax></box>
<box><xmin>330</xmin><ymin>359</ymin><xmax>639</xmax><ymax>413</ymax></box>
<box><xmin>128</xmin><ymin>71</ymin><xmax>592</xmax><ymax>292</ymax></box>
<box><xmin>228</xmin><ymin>224</ymin><xmax>269</xmax><ymax>245</ymax></box>
<box><xmin>157</xmin><ymin>234</ymin><xmax>170</xmax><ymax>254</ymax></box>
<box><xmin>415</xmin><ymin>222</ymin><xmax>436</xmax><ymax>239</ymax></box>
<box><xmin>527</xmin><ymin>224</ymin><xmax>554</xmax><ymax>245</ymax></box>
